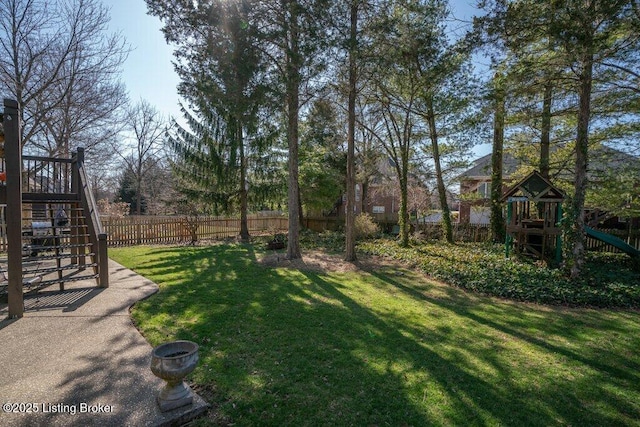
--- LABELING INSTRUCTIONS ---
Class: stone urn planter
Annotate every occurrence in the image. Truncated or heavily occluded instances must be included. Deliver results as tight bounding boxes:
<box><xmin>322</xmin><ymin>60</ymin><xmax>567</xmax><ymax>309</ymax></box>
<box><xmin>150</xmin><ymin>340</ymin><xmax>199</xmax><ymax>412</ymax></box>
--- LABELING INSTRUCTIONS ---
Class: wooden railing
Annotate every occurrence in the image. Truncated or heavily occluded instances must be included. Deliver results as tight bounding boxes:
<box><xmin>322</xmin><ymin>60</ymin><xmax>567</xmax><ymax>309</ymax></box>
<box><xmin>22</xmin><ymin>154</ymin><xmax>73</xmax><ymax>196</ymax></box>
<box><xmin>76</xmin><ymin>148</ymin><xmax>109</xmax><ymax>287</ymax></box>
<box><xmin>102</xmin><ymin>215</ymin><xmax>288</xmax><ymax>246</ymax></box>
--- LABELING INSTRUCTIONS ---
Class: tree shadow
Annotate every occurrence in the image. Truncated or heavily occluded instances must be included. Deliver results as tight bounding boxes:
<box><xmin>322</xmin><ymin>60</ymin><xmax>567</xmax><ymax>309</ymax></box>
<box><xmin>0</xmin><ymin>260</ymin><xmax>205</xmax><ymax>427</ymax></box>
<box><xmin>0</xmin><ymin>287</ymin><xmax>105</xmax><ymax>321</ymax></box>
<box><xmin>116</xmin><ymin>244</ymin><xmax>640</xmax><ymax>426</ymax></box>
<box><xmin>366</xmin><ymin>268</ymin><xmax>640</xmax><ymax>425</ymax></box>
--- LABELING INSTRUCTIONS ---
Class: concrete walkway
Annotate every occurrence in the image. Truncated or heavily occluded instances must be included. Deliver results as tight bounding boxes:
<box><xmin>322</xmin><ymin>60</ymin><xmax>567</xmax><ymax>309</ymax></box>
<box><xmin>0</xmin><ymin>260</ymin><xmax>208</xmax><ymax>426</ymax></box>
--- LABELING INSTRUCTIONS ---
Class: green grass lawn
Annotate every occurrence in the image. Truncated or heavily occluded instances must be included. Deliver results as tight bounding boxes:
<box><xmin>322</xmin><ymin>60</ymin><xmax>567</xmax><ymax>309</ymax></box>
<box><xmin>110</xmin><ymin>242</ymin><xmax>640</xmax><ymax>426</ymax></box>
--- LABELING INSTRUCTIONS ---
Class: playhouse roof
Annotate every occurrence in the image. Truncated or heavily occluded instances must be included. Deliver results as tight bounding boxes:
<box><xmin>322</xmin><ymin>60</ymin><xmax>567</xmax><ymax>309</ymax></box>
<box><xmin>501</xmin><ymin>170</ymin><xmax>566</xmax><ymax>202</ymax></box>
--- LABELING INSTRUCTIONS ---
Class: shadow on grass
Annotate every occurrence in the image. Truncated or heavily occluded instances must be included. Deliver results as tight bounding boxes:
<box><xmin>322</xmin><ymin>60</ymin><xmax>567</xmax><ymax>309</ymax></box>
<box><xmin>118</xmin><ymin>244</ymin><xmax>640</xmax><ymax>426</ymax></box>
<box><xmin>367</xmin><ymin>269</ymin><xmax>640</xmax><ymax>425</ymax></box>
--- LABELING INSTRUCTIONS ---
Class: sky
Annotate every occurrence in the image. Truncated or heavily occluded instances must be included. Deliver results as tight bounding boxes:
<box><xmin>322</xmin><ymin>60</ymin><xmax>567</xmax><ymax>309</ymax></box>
<box><xmin>108</xmin><ymin>0</ymin><xmax>488</xmax><ymax>156</ymax></box>
<box><xmin>108</xmin><ymin>1</ymin><xmax>180</xmax><ymax>121</ymax></box>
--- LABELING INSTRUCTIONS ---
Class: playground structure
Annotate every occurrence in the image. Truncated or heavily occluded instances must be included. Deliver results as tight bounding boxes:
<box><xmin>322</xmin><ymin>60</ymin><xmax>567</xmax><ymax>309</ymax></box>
<box><xmin>1</xmin><ymin>99</ymin><xmax>109</xmax><ymax>319</ymax></box>
<box><xmin>503</xmin><ymin>171</ymin><xmax>565</xmax><ymax>262</ymax></box>
<box><xmin>503</xmin><ymin>170</ymin><xmax>640</xmax><ymax>262</ymax></box>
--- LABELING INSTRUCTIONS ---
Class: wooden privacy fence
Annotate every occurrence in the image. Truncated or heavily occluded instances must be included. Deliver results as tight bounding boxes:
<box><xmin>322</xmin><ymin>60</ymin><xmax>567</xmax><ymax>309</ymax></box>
<box><xmin>101</xmin><ymin>215</ymin><xmax>288</xmax><ymax>246</ymax></box>
<box><xmin>3</xmin><ymin>214</ymin><xmax>637</xmax><ymax>253</ymax></box>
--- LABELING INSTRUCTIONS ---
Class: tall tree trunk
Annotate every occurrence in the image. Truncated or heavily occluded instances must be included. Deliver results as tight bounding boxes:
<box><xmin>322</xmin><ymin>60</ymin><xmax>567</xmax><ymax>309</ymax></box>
<box><xmin>427</xmin><ymin>99</ymin><xmax>453</xmax><ymax>243</ymax></box>
<box><xmin>239</xmin><ymin>124</ymin><xmax>250</xmax><ymax>242</ymax></box>
<box><xmin>298</xmin><ymin>183</ymin><xmax>304</xmax><ymax>229</ymax></box>
<box><xmin>345</xmin><ymin>0</ymin><xmax>358</xmax><ymax>261</ymax></box>
<box><xmin>490</xmin><ymin>79</ymin><xmax>505</xmax><ymax>243</ymax></box>
<box><xmin>397</xmin><ymin>147</ymin><xmax>410</xmax><ymax>247</ymax></box>
<box><xmin>136</xmin><ymin>174</ymin><xmax>143</xmax><ymax>216</ymax></box>
<box><xmin>540</xmin><ymin>81</ymin><xmax>553</xmax><ymax>179</ymax></box>
<box><xmin>569</xmin><ymin>52</ymin><xmax>593</xmax><ymax>279</ymax></box>
<box><xmin>285</xmin><ymin>0</ymin><xmax>302</xmax><ymax>260</ymax></box>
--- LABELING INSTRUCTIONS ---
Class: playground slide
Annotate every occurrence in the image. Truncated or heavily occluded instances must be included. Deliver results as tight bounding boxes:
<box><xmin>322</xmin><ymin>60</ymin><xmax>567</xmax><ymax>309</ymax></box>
<box><xmin>585</xmin><ymin>226</ymin><xmax>640</xmax><ymax>258</ymax></box>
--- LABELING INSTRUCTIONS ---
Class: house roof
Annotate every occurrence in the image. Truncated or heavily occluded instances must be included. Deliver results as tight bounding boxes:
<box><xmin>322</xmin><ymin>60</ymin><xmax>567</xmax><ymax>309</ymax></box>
<box><xmin>587</xmin><ymin>145</ymin><xmax>639</xmax><ymax>178</ymax></box>
<box><xmin>460</xmin><ymin>145</ymin><xmax>639</xmax><ymax>181</ymax></box>
<box><xmin>459</xmin><ymin>152</ymin><xmax>520</xmax><ymax>180</ymax></box>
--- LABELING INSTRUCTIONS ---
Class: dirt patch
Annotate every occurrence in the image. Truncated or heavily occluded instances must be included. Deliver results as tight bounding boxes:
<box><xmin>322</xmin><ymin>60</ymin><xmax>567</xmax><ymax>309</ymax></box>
<box><xmin>258</xmin><ymin>250</ymin><xmax>406</xmax><ymax>274</ymax></box>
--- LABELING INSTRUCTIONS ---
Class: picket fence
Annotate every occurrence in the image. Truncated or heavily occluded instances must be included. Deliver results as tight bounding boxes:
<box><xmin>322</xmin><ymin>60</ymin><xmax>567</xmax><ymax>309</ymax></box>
<box><xmin>1</xmin><ymin>214</ymin><xmax>637</xmax><ymax>253</ymax></box>
<box><xmin>102</xmin><ymin>215</ymin><xmax>288</xmax><ymax>246</ymax></box>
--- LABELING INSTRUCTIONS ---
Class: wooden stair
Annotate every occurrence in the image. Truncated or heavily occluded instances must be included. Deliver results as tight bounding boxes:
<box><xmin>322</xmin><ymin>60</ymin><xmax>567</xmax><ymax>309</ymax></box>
<box><xmin>16</xmin><ymin>200</ymin><xmax>99</xmax><ymax>292</ymax></box>
<box><xmin>3</xmin><ymin>99</ymin><xmax>108</xmax><ymax>317</ymax></box>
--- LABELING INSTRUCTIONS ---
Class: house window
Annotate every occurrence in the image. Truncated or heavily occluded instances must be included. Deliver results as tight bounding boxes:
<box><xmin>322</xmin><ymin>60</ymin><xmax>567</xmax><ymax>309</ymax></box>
<box><xmin>372</xmin><ymin>206</ymin><xmax>385</xmax><ymax>214</ymax></box>
<box><xmin>477</xmin><ymin>182</ymin><xmax>490</xmax><ymax>199</ymax></box>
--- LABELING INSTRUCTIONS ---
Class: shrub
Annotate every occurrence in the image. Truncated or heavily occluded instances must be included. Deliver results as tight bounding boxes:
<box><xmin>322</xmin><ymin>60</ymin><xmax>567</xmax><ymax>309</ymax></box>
<box><xmin>300</xmin><ymin>229</ymin><xmax>344</xmax><ymax>252</ymax></box>
<box><xmin>359</xmin><ymin>239</ymin><xmax>640</xmax><ymax>308</ymax></box>
<box><xmin>98</xmin><ymin>199</ymin><xmax>130</xmax><ymax>217</ymax></box>
<box><xmin>355</xmin><ymin>213</ymin><xmax>379</xmax><ymax>238</ymax></box>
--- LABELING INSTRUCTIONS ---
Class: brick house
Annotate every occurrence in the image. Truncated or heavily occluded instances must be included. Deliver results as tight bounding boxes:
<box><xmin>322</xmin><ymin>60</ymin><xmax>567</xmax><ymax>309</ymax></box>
<box><xmin>333</xmin><ymin>158</ymin><xmax>456</xmax><ymax>224</ymax></box>
<box><xmin>458</xmin><ymin>153</ymin><xmax>519</xmax><ymax>224</ymax></box>
<box><xmin>330</xmin><ymin>158</ymin><xmax>401</xmax><ymax>222</ymax></box>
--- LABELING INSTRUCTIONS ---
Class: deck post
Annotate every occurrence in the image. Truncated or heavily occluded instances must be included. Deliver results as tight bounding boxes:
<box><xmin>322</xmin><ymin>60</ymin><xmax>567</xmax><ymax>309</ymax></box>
<box><xmin>4</xmin><ymin>99</ymin><xmax>23</xmax><ymax>318</ymax></box>
<box><xmin>71</xmin><ymin>149</ymin><xmax>81</xmax><ymax>265</ymax></box>
<box><xmin>505</xmin><ymin>201</ymin><xmax>513</xmax><ymax>258</ymax></box>
<box><xmin>555</xmin><ymin>203</ymin><xmax>563</xmax><ymax>263</ymax></box>
<box><xmin>98</xmin><ymin>233</ymin><xmax>109</xmax><ymax>288</ymax></box>
<box><xmin>77</xmin><ymin>148</ymin><xmax>88</xmax><ymax>266</ymax></box>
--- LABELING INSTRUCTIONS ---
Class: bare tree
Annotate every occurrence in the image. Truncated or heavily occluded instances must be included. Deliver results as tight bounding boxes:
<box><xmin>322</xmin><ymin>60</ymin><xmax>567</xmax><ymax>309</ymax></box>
<box><xmin>117</xmin><ymin>100</ymin><xmax>168</xmax><ymax>216</ymax></box>
<box><xmin>87</xmin><ymin>153</ymin><xmax>120</xmax><ymax>202</ymax></box>
<box><xmin>355</xmin><ymin>104</ymin><xmax>383</xmax><ymax>215</ymax></box>
<box><xmin>0</xmin><ymin>0</ymin><xmax>128</xmax><ymax>154</ymax></box>
<box><xmin>360</xmin><ymin>78</ymin><xmax>419</xmax><ymax>247</ymax></box>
